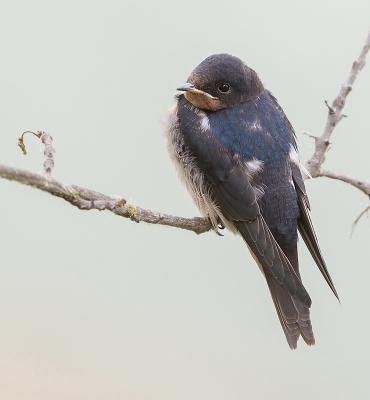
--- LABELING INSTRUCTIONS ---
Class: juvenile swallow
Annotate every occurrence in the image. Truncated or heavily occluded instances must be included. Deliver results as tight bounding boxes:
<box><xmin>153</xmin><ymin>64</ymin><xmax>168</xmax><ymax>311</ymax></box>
<box><xmin>165</xmin><ymin>53</ymin><xmax>338</xmax><ymax>349</ymax></box>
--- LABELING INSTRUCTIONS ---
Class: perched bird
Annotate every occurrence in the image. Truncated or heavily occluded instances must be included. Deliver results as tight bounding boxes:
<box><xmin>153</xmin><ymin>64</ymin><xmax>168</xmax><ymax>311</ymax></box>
<box><xmin>164</xmin><ymin>54</ymin><xmax>338</xmax><ymax>349</ymax></box>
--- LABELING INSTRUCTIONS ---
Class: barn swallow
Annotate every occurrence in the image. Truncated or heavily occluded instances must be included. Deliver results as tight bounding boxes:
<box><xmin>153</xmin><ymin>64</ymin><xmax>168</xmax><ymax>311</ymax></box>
<box><xmin>164</xmin><ymin>53</ymin><xmax>338</xmax><ymax>349</ymax></box>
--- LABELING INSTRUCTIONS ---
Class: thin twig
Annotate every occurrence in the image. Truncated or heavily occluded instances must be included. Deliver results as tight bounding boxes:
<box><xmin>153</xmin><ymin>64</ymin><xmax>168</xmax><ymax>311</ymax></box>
<box><xmin>18</xmin><ymin>131</ymin><xmax>55</xmax><ymax>175</ymax></box>
<box><xmin>302</xmin><ymin>131</ymin><xmax>318</xmax><ymax>140</ymax></box>
<box><xmin>351</xmin><ymin>206</ymin><xmax>370</xmax><ymax>237</ymax></box>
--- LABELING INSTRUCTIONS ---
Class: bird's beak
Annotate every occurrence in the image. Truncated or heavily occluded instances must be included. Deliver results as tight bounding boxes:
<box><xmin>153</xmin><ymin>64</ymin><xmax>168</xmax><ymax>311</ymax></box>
<box><xmin>176</xmin><ymin>83</ymin><xmax>218</xmax><ymax>99</ymax></box>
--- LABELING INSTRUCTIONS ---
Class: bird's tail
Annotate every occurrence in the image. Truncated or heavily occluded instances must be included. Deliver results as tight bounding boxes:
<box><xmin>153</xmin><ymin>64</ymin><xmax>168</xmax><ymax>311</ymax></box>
<box><xmin>264</xmin><ymin>272</ymin><xmax>315</xmax><ymax>349</ymax></box>
<box><xmin>235</xmin><ymin>219</ymin><xmax>314</xmax><ymax>348</ymax></box>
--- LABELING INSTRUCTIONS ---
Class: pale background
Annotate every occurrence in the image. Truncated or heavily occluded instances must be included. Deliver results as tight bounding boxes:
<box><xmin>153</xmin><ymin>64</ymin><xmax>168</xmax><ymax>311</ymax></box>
<box><xmin>0</xmin><ymin>1</ymin><xmax>370</xmax><ymax>399</ymax></box>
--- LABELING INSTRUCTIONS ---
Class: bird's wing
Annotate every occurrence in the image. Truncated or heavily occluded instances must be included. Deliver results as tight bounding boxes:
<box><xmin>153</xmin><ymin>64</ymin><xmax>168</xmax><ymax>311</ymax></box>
<box><xmin>291</xmin><ymin>164</ymin><xmax>339</xmax><ymax>300</ymax></box>
<box><xmin>234</xmin><ymin>218</ymin><xmax>310</xmax><ymax>307</ymax></box>
<box><xmin>176</xmin><ymin>99</ymin><xmax>311</xmax><ymax>307</ymax></box>
<box><xmin>269</xmin><ymin>90</ymin><xmax>338</xmax><ymax>300</ymax></box>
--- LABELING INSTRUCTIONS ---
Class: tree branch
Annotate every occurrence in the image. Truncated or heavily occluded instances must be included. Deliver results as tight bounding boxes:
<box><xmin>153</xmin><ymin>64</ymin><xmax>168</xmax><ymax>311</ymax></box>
<box><xmin>0</xmin><ymin>164</ymin><xmax>212</xmax><ymax>235</ymax></box>
<box><xmin>318</xmin><ymin>169</ymin><xmax>370</xmax><ymax>196</ymax></box>
<box><xmin>305</xmin><ymin>29</ymin><xmax>370</xmax><ymax>178</ymax></box>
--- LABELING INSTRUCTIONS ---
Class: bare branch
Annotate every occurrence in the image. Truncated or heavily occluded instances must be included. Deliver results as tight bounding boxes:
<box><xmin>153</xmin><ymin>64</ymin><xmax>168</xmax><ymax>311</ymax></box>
<box><xmin>305</xmin><ymin>29</ymin><xmax>370</xmax><ymax>178</ymax></box>
<box><xmin>0</xmin><ymin>164</ymin><xmax>212</xmax><ymax>235</ymax></box>
<box><xmin>18</xmin><ymin>131</ymin><xmax>55</xmax><ymax>175</ymax></box>
<box><xmin>319</xmin><ymin>169</ymin><xmax>370</xmax><ymax>196</ymax></box>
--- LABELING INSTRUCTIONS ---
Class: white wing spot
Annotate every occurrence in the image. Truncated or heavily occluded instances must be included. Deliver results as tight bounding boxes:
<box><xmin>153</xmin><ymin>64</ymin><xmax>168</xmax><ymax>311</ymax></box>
<box><xmin>245</xmin><ymin>158</ymin><xmax>264</xmax><ymax>175</ymax></box>
<box><xmin>289</xmin><ymin>145</ymin><xmax>311</xmax><ymax>179</ymax></box>
<box><xmin>289</xmin><ymin>145</ymin><xmax>300</xmax><ymax>165</ymax></box>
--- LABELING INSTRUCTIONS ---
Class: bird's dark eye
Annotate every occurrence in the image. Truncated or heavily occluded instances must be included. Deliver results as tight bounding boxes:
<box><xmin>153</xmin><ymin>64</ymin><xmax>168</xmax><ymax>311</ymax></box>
<box><xmin>218</xmin><ymin>83</ymin><xmax>231</xmax><ymax>93</ymax></box>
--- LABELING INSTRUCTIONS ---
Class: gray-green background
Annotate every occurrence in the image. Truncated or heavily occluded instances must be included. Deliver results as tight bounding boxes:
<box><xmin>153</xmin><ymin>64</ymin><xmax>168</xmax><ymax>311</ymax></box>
<box><xmin>1</xmin><ymin>1</ymin><xmax>370</xmax><ymax>399</ymax></box>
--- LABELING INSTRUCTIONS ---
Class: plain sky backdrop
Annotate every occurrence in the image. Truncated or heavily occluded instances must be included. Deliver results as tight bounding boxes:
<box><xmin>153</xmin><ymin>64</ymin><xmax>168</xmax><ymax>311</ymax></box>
<box><xmin>1</xmin><ymin>1</ymin><xmax>370</xmax><ymax>399</ymax></box>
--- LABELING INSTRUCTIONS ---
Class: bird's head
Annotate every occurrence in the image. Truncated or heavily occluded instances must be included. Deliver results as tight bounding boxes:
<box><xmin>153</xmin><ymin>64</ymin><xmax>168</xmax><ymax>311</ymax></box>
<box><xmin>177</xmin><ymin>53</ymin><xmax>264</xmax><ymax>111</ymax></box>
